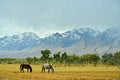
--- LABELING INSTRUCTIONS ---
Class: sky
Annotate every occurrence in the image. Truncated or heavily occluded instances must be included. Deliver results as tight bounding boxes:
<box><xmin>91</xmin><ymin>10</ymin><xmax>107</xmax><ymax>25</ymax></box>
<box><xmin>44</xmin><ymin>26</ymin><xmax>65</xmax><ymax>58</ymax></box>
<box><xmin>0</xmin><ymin>0</ymin><xmax>120</xmax><ymax>37</ymax></box>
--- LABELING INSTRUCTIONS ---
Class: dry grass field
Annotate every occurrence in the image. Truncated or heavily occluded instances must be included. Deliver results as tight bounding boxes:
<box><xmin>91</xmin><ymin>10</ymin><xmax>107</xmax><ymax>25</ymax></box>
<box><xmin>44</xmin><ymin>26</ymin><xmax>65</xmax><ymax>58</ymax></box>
<box><xmin>0</xmin><ymin>64</ymin><xmax>119</xmax><ymax>80</ymax></box>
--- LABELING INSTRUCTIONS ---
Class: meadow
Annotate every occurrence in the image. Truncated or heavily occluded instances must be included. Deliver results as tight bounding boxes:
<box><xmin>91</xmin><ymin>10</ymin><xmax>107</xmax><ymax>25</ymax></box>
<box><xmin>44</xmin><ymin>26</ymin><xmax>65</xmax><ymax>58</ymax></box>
<box><xmin>0</xmin><ymin>64</ymin><xmax>119</xmax><ymax>80</ymax></box>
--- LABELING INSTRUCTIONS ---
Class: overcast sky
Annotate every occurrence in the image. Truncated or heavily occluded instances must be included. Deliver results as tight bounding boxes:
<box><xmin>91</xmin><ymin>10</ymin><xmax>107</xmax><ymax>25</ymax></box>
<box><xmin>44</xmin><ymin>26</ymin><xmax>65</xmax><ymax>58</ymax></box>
<box><xmin>0</xmin><ymin>0</ymin><xmax>120</xmax><ymax>37</ymax></box>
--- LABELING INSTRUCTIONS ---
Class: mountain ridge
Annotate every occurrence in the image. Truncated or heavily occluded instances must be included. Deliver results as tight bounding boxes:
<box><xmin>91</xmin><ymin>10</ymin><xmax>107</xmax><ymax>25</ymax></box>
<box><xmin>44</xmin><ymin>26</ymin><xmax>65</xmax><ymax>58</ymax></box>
<box><xmin>0</xmin><ymin>27</ymin><xmax>120</xmax><ymax>58</ymax></box>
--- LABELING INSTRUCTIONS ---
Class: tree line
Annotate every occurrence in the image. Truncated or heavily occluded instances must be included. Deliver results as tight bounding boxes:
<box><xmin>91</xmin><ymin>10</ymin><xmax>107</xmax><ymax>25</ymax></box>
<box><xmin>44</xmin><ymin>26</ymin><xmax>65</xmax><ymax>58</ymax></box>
<box><xmin>0</xmin><ymin>50</ymin><xmax>120</xmax><ymax>67</ymax></box>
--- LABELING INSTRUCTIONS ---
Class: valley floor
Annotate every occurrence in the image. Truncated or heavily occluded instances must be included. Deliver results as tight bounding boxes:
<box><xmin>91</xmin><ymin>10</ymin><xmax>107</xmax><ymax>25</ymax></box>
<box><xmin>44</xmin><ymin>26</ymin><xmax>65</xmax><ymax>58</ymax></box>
<box><xmin>0</xmin><ymin>64</ymin><xmax>119</xmax><ymax>80</ymax></box>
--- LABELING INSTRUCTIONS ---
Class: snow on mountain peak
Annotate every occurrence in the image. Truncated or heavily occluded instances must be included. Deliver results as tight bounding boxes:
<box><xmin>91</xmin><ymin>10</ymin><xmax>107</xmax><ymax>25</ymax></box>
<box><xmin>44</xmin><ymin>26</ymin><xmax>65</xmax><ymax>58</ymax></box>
<box><xmin>21</xmin><ymin>32</ymin><xmax>40</xmax><ymax>40</ymax></box>
<box><xmin>61</xmin><ymin>27</ymin><xmax>100</xmax><ymax>38</ymax></box>
<box><xmin>104</xmin><ymin>27</ymin><xmax>120</xmax><ymax>37</ymax></box>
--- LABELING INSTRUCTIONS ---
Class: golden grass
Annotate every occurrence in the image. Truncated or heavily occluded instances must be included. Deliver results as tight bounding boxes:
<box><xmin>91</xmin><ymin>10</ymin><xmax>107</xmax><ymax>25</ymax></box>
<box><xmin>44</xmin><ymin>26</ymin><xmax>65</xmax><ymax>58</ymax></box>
<box><xmin>0</xmin><ymin>64</ymin><xmax>119</xmax><ymax>80</ymax></box>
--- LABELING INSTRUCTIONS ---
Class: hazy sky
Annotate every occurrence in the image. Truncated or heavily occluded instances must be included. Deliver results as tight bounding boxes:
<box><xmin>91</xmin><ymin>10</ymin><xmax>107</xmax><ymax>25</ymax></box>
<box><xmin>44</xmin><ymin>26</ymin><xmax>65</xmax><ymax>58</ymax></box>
<box><xmin>0</xmin><ymin>0</ymin><xmax>120</xmax><ymax>37</ymax></box>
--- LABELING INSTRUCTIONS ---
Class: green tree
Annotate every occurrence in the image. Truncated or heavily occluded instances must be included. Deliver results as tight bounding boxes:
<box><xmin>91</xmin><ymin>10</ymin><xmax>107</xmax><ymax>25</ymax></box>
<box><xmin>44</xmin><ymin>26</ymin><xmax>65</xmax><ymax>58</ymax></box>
<box><xmin>41</xmin><ymin>49</ymin><xmax>51</xmax><ymax>63</ymax></box>
<box><xmin>81</xmin><ymin>54</ymin><xmax>92</xmax><ymax>65</ymax></box>
<box><xmin>26</xmin><ymin>57</ymin><xmax>33</xmax><ymax>64</ymax></box>
<box><xmin>102</xmin><ymin>53</ymin><xmax>117</xmax><ymax>66</ymax></box>
<box><xmin>61</xmin><ymin>52</ymin><xmax>68</xmax><ymax>65</ymax></box>
<box><xmin>114</xmin><ymin>52</ymin><xmax>120</xmax><ymax>59</ymax></box>
<box><xmin>66</xmin><ymin>55</ymin><xmax>74</xmax><ymax>66</ymax></box>
<box><xmin>65</xmin><ymin>54</ymin><xmax>79</xmax><ymax>66</ymax></box>
<box><xmin>114</xmin><ymin>52</ymin><xmax>120</xmax><ymax>67</ymax></box>
<box><xmin>53</xmin><ymin>52</ymin><xmax>61</xmax><ymax>64</ymax></box>
<box><xmin>90</xmin><ymin>54</ymin><xmax>100</xmax><ymax>67</ymax></box>
<box><xmin>79</xmin><ymin>56</ymin><xmax>86</xmax><ymax>67</ymax></box>
<box><xmin>33</xmin><ymin>57</ymin><xmax>40</xmax><ymax>64</ymax></box>
<box><xmin>102</xmin><ymin>53</ymin><xmax>113</xmax><ymax>65</ymax></box>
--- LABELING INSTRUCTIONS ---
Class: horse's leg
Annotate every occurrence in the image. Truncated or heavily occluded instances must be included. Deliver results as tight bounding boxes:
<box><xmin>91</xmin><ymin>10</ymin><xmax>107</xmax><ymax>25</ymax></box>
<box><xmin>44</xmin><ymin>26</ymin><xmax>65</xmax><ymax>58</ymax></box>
<box><xmin>41</xmin><ymin>67</ymin><xmax>44</xmax><ymax>73</ymax></box>
<box><xmin>21</xmin><ymin>68</ymin><xmax>24</xmax><ymax>73</ymax></box>
<box><xmin>44</xmin><ymin>68</ymin><xmax>45</xmax><ymax>73</ymax></box>
<box><xmin>27</xmin><ymin>68</ymin><xmax>29</xmax><ymax>72</ymax></box>
<box><xmin>41</xmin><ymin>69</ymin><xmax>43</xmax><ymax>73</ymax></box>
<box><xmin>23</xmin><ymin>68</ymin><xmax>24</xmax><ymax>73</ymax></box>
<box><xmin>48</xmin><ymin>69</ymin><xmax>50</xmax><ymax>73</ymax></box>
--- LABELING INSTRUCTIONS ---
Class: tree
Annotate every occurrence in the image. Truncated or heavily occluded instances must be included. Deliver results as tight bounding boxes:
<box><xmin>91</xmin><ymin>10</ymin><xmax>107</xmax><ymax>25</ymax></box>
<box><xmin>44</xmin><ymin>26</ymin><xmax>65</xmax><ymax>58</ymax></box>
<box><xmin>26</xmin><ymin>57</ymin><xmax>33</xmax><ymax>64</ymax></box>
<box><xmin>80</xmin><ymin>54</ymin><xmax>100</xmax><ymax>66</ymax></box>
<box><xmin>114</xmin><ymin>52</ymin><xmax>120</xmax><ymax>67</ymax></box>
<box><xmin>102</xmin><ymin>53</ymin><xmax>117</xmax><ymax>66</ymax></box>
<box><xmin>61</xmin><ymin>52</ymin><xmax>68</xmax><ymax>60</ymax></box>
<box><xmin>53</xmin><ymin>52</ymin><xmax>61</xmax><ymax>64</ymax></box>
<box><xmin>90</xmin><ymin>54</ymin><xmax>100</xmax><ymax>67</ymax></box>
<box><xmin>64</xmin><ymin>54</ymin><xmax>79</xmax><ymax>66</ymax></box>
<box><xmin>66</xmin><ymin>55</ymin><xmax>74</xmax><ymax>66</ymax></box>
<box><xmin>61</xmin><ymin>52</ymin><xmax>68</xmax><ymax>65</ymax></box>
<box><xmin>114</xmin><ymin>52</ymin><xmax>120</xmax><ymax>59</ymax></box>
<box><xmin>41</xmin><ymin>50</ymin><xmax>51</xmax><ymax>63</ymax></box>
<box><xmin>33</xmin><ymin>57</ymin><xmax>40</xmax><ymax>64</ymax></box>
<box><xmin>71</xmin><ymin>54</ymin><xmax>80</xmax><ymax>65</ymax></box>
<box><xmin>81</xmin><ymin>54</ymin><xmax>92</xmax><ymax>65</ymax></box>
<box><xmin>79</xmin><ymin>56</ymin><xmax>86</xmax><ymax>67</ymax></box>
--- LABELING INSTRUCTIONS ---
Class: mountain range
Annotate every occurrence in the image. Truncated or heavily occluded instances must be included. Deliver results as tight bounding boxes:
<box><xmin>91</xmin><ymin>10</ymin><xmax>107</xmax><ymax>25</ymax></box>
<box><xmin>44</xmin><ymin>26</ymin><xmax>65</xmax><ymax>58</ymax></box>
<box><xmin>0</xmin><ymin>27</ymin><xmax>120</xmax><ymax>58</ymax></box>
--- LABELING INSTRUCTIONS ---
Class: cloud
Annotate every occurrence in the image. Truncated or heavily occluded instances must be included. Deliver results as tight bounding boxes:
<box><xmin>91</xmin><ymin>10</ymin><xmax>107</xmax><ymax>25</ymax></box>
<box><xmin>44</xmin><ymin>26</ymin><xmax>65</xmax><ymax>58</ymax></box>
<box><xmin>0</xmin><ymin>0</ymin><xmax>120</xmax><ymax>37</ymax></box>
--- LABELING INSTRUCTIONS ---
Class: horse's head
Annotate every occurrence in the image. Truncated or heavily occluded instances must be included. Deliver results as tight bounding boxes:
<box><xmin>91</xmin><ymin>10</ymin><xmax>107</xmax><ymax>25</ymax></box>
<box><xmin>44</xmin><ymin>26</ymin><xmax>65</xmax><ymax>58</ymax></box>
<box><xmin>30</xmin><ymin>66</ymin><xmax>32</xmax><ymax>72</ymax></box>
<box><xmin>50</xmin><ymin>66</ymin><xmax>54</xmax><ymax>73</ymax></box>
<box><xmin>52</xmin><ymin>68</ymin><xmax>54</xmax><ymax>73</ymax></box>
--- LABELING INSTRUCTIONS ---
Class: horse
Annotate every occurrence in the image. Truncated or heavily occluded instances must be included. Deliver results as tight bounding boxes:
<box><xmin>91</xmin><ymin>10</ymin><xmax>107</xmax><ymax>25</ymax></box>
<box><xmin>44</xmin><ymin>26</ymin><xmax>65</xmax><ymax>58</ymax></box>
<box><xmin>20</xmin><ymin>64</ymin><xmax>32</xmax><ymax>73</ymax></box>
<box><xmin>41</xmin><ymin>63</ymin><xmax>54</xmax><ymax>73</ymax></box>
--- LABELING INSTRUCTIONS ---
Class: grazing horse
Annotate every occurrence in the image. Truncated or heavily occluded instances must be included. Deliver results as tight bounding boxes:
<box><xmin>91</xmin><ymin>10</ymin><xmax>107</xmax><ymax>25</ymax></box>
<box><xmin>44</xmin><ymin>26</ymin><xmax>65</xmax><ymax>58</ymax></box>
<box><xmin>41</xmin><ymin>63</ymin><xmax>54</xmax><ymax>73</ymax></box>
<box><xmin>20</xmin><ymin>64</ymin><xmax>32</xmax><ymax>73</ymax></box>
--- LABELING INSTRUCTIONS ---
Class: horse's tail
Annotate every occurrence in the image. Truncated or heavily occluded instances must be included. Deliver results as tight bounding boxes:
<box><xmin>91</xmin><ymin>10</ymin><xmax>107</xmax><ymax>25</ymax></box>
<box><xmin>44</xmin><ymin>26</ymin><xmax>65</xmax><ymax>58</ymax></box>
<box><xmin>29</xmin><ymin>66</ymin><xmax>32</xmax><ymax>72</ymax></box>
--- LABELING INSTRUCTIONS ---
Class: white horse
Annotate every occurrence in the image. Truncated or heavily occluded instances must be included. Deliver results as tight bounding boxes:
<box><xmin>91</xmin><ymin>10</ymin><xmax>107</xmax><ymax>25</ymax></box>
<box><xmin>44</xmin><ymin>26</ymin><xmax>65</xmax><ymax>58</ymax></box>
<box><xmin>41</xmin><ymin>63</ymin><xmax>54</xmax><ymax>73</ymax></box>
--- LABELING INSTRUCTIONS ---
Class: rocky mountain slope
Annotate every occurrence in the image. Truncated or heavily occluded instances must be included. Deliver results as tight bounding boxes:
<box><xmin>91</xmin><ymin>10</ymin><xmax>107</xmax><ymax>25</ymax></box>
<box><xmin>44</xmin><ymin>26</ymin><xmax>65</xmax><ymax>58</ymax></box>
<box><xmin>0</xmin><ymin>27</ymin><xmax>119</xmax><ymax>57</ymax></box>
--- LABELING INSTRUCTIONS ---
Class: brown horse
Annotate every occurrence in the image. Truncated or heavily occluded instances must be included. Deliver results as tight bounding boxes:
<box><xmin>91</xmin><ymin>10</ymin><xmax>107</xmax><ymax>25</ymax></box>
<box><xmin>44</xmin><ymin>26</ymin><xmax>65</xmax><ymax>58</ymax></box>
<box><xmin>20</xmin><ymin>64</ymin><xmax>32</xmax><ymax>73</ymax></box>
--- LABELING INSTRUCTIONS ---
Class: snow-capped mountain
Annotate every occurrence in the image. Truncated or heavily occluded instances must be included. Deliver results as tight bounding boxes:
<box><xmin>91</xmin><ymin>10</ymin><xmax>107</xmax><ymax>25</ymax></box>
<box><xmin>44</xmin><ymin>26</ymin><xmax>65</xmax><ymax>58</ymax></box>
<box><xmin>0</xmin><ymin>27</ymin><xmax>120</xmax><ymax>57</ymax></box>
<box><xmin>62</xmin><ymin>27</ymin><xmax>100</xmax><ymax>38</ymax></box>
<box><xmin>0</xmin><ymin>32</ymin><xmax>40</xmax><ymax>50</ymax></box>
<box><xmin>41</xmin><ymin>27</ymin><xmax>101</xmax><ymax>47</ymax></box>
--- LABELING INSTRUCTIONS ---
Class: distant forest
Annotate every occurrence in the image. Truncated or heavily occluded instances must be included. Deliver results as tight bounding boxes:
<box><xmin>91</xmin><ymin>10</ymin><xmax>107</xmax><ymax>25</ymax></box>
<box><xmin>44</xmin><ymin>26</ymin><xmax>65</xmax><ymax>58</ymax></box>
<box><xmin>0</xmin><ymin>50</ymin><xmax>120</xmax><ymax>67</ymax></box>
